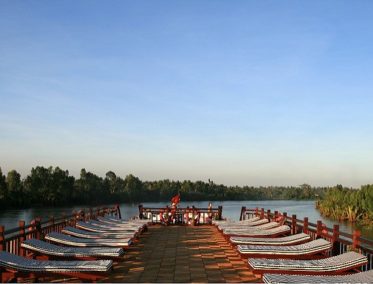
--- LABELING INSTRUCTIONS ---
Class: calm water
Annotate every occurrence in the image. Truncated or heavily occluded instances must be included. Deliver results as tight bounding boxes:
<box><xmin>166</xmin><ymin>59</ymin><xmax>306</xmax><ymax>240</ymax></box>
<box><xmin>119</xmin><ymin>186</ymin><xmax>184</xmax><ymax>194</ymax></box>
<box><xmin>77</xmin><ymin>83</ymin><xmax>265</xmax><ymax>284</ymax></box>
<box><xmin>0</xmin><ymin>200</ymin><xmax>372</xmax><ymax>239</ymax></box>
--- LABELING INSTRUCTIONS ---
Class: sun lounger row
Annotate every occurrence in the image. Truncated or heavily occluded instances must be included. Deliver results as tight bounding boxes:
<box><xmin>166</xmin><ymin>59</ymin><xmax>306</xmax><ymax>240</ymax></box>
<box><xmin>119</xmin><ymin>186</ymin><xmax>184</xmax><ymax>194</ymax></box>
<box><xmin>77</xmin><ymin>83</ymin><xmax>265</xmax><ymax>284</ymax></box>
<box><xmin>1</xmin><ymin>216</ymin><xmax>148</xmax><ymax>282</ymax></box>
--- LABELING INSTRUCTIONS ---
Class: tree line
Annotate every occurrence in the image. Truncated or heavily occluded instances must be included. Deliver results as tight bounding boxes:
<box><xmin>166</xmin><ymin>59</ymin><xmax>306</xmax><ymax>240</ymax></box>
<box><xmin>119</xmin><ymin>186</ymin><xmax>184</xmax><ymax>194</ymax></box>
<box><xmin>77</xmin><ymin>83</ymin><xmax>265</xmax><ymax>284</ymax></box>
<box><xmin>0</xmin><ymin>166</ymin><xmax>329</xmax><ymax>208</ymax></box>
<box><xmin>316</xmin><ymin>184</ymin><xmax>373</xmax><ymax>224</ymax></box>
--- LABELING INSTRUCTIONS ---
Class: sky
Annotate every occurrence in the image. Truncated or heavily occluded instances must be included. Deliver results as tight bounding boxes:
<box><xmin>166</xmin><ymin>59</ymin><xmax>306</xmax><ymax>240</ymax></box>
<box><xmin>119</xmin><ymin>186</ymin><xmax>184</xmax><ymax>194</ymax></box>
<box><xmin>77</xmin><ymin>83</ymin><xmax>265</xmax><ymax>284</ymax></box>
<box><xmin>1</xmin><ymin>1</ymin><xmax>373</xmax><ymax>187</ymax></box>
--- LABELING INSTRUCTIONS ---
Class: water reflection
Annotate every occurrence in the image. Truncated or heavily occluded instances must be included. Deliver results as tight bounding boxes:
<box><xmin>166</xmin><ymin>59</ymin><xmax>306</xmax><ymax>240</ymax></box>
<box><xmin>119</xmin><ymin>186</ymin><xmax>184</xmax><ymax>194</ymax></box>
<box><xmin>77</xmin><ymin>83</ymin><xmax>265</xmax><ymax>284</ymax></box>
<box><xmin>0</xmin><ymin>200</ymin><xmax>372</xmax><ymax>239</ymax></box>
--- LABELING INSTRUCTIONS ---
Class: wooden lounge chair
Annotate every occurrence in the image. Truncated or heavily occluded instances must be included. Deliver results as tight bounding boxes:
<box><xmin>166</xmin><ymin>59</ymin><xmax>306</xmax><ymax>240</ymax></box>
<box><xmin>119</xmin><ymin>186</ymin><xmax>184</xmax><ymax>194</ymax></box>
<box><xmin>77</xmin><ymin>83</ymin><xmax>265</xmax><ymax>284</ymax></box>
<box><xmin>76</xmin><ymin>221</ymin><xmax>140</xmax><ymax>233</ymax></box>
<box><xmin>62</xmin><ymin>226</ymin><xmax>136</xmax><ymax>239</ymax></box>
<box><xmin>230</xmin><ymin>233</ymin><xmax>311</xmax><ymax>246</ymax></box>
<box><xmin>224</xmin><ymin>225</ymin><xmax>291</xmax><ymax>237</ymax></box>
<box><xmin>0</xmin><ymin>251</ymin><xmax>113</xmax><ymax>282</ymax></box>
<box><xmin>21</xmin><ymin>239</ymin><xmax>125</xmax><ymax>260</ymax></box>
<box><xmin>262</xmin><ymin>269</ymin><xmax>373</xmax><ymax>283</ymax></box>
<box><xmin>45</xmin><ymin>232</ymin><xmax>132</xmax><ymax>247</ymax></box>
<box><xmin>248</xmin><ymin>251</ymin><xmax>368</xmax><ymax>275</ymax></box>
<box><xmin>238</xmin><ymin>239</ymin><xmax>332</xmax><ymax>259</ymax></box>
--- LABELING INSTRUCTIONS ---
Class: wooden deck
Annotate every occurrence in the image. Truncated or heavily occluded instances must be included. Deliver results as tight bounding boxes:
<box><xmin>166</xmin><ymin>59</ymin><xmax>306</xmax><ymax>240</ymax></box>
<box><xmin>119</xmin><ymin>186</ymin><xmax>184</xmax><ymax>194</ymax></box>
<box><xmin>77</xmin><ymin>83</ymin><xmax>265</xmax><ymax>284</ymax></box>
<box><xmin>102</xmin><ymin>224</ymin><xmax>260</xmax><ymax>283</ymax></box>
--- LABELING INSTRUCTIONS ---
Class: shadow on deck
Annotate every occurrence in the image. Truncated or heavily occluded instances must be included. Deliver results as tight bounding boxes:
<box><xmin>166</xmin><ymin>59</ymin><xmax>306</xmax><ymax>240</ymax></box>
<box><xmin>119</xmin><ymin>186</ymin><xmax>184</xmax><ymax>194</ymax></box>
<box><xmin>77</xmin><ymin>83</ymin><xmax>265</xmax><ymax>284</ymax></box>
<box><xmin>102</xmin><ymin>225</ymin><xmax>260</xmax><ymax>283</ymax></box>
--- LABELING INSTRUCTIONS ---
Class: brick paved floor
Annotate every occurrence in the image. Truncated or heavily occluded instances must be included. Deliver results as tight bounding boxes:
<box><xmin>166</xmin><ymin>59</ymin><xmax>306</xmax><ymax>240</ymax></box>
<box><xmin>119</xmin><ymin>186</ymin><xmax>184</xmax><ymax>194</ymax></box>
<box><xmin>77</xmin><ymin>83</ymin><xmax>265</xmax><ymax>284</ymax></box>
<box><xmin>102</xmin><ymin>225</ymin><xmax>260</xmax><ymax>283</ymax></box>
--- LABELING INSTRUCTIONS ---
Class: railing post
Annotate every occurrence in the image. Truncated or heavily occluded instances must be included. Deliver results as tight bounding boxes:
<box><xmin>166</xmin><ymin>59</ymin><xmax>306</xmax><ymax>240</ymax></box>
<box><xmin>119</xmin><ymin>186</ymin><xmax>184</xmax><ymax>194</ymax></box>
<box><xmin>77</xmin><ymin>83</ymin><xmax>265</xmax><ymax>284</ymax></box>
<box><xmin>282</xmin><ymin>212</ymin><xmax>287</xmax><ymax>225</ymax></box>
<box><xmin>303</xmin><ymin>217</ymin><xmax>309</xmax><ymax>234</ymax></box>
<box><xmin>352</xmin><ymin>230</ymin><xmax>361</xmax><ymax>250</ymax></box>
<box><xmin>239</xmin><ymin>206</ymin><xmax>246</xmax><ymax>221</ymax></box>
<box><xmin>35</xmin><ymin>218</ymin><xmax>43</xmax><ymax>240</ymax></box>
<box><xmin>291</xmin><ymin>214</ymin><xmax>297</xmax><ymax>234</ymax></box>
<box><xmin>116</xmin><ymin>204</ymin><xmax>122</xmax><ymax>219</ymax></box>
<box><xmin>267</xmin><ymin>209</ymin><xmax>271</xmax><ymax>221</ymax></box>
<box><xmin>260</xmin><ymin>208</ymin><xmax>264</xmax><ymax>219</ymax></box>
<box><xmin>0</xmin><ymin>226</ymin><xmax>5</xmax><ymax>251</ymax></box>
<box><xmin>316</xmin><ymin>220</ymin><xmax>322</xmax><ymax>238</ymax></box>
<box><xmin>19</xmin><ymin>220</ymin><xmax>26</xmax><ymax>256</ymax></box>
<box><xmin>255</xmin><ymin>207</ymin><xmax>259</xmax><ymax>217</ymax></box>
<box><xmin>138</xmin><ymin>204</ymin><xmax>144</xmax><ymax>219</ymax></box>
<box><xmin>218</xmin><ymin>206</ymin><xmax>223</xmax><ymax>220</ymax></box>
<box><xmin>332</xmin><ymin>224</ymin><xmax>340</xmax><ymax>256</ymax></box>
<box><xmin>274</xmin><ymin>211</ymin><xmax>278</xmax><ymax>220</ymax></box>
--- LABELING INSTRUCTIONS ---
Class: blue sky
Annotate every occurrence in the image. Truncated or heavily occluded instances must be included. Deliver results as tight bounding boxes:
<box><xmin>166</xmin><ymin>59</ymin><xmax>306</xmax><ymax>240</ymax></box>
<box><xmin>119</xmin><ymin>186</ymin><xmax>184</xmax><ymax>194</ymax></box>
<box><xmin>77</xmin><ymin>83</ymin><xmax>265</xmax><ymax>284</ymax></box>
<box><xmin>1</xmin><ymin>1</ymin><xmax>373</xmax><ymax>187</ymax></box>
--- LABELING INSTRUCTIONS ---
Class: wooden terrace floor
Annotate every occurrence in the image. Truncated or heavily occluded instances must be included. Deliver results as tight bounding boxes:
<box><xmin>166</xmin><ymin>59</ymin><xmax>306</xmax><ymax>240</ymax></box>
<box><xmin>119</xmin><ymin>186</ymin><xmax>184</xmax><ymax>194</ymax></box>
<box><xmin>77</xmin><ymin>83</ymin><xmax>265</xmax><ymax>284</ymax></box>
<box><xmin>102</xmin><ymin>224</ymin><xmax>260</xmax><ymax>283</ymax></box>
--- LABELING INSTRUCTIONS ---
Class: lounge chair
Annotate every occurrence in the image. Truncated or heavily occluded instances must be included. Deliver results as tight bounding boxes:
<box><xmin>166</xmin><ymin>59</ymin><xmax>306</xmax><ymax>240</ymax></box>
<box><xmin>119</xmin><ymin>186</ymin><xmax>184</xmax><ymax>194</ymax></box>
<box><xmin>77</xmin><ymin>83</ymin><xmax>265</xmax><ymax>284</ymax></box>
<box><xmin>76</xmin><ymin>221</ymin><xmax>140</xmax><ymax>233</ymax></box>
<box><xmin>238</xmin><ymin>239</ymin><xmax>332</xmax><ymax>259</ymax></box>
<box><xmin>222</xmin><ymin>221</ymin><xmax>280</xmax><ymax>233</ymax></box>
<box><xmin>97</xmin><ymin>216</ymin><xmax>149</xmax><ymax>225</ymax></box>
<box><xmin>45</xmin><ymin>232</ymin><xmax>132</xmax><ymax>247</ymax></box>
<box><xmin>218</xmin><ymin>219</ymin><xmax>269</xmax><ymax>230</ymax></box>
<box><xmin>230</xmin><ymin>233</ymin><xmax>311</xmax><ymax>246</ymax></box>
<box><xmin>62</xmin><ymin>226</ymin><xmax>136</xmax><ymax>239</ymax></box>
<box><xmin>224</xmin><ymin>225</ymin><xmax>290</xmax><ymax>237</ymax></box>
<box><xmin>21</xmin><ymin>239</ymin><xmax>125</xmax><ymax>260</ymax></box>
<box><xmin>212</xmin><ymin>216</ymin><xmax>260</xmax><ymax>225</ymax></box>
<box><xmin>0</xmin><ymin>251</ymin><xmax>112</xmax><ymax>282</ymax></box>
<box><xmin>262</xmin><ymin>269</ymin><xmax>373</xmax><ymax>283</ymax></box>
<box><xmin>89</xmin><ymin>220</ymin><xmax>145</xmax><ymax>229</ymax></box>
<box><xmin>248</xmin><ymin>251</ymin><xmax>368</xmax><ymax>275</ymax></box>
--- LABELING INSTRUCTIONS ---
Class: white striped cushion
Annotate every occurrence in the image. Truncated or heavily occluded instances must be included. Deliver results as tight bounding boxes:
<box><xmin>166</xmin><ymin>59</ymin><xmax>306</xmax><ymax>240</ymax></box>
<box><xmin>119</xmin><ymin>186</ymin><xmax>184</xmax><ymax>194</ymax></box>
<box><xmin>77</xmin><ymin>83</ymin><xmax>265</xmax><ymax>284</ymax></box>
<box><xmin>225</xmin><ymin>225</ymin><xmax>290</xmax><ymax>236</ymax></box>
<box><xmin>238</xmin><ymin>239</ymin><xmax>331</xmax><ymax>256</ymax></box>
<box><xmin>248</xmin><ymin>251</ymin><xmax>367</xmax><ymax>273</ymax></box>
<box><xmin>21</xmin><ymin>239</ymin><xmax>124</xmax><ymax>258</ymax></box>
<box><xmin>230</xmin><ymin>233</ymin><xmax>311</xmax><ymax>245</ymax></box>
<box><xmin>46</xmin><ymin>232</ymin><xmax>131</xmax><ymax>247</ymax></box>
<box><xmin>62</xmin><ymin>226</ymin><xmax>135</xmax><ymax>239</ymax></box>
<box><xmin>263</xmin><ymin>269</ymin><xmax>373</xmax><ymax>284</ymax></box>
<box><xmin>0</xmin><ymin>251</ymin><xmax>112</xmax><ymax>272</ymax></box>
<box><xmin>223</xmin><ymin>221</ymin><xmax>279</xmax><ymax>232</ymax></box>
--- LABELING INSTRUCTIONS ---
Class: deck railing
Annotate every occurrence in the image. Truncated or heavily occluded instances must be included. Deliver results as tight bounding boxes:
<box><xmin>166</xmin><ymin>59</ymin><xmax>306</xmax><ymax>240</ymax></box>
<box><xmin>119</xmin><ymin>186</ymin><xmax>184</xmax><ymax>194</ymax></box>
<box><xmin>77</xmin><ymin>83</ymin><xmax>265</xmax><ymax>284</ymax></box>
<box><xmin>240</xmin><ymin>206</ymin><xmax>373</xmax><ymax>271</ymax></box>
<box><xmin>138</xmin><ymin>204</ymin><xmax>223</xmax><ymax>225</ymax></box>
<box><xmin>0</xmin><ymin>204</ymin><xmax>121</xmax><ymax>257</ymax></box>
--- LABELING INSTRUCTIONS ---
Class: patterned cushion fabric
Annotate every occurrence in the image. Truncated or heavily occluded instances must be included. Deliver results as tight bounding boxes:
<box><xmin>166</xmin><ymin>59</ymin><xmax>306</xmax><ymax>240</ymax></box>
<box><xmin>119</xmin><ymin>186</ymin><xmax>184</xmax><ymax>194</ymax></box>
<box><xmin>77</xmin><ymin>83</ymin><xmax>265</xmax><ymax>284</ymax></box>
<box><xmin>248</xmin><ymin>251</ymin><xmax>367</xmax><ymax>273</ymax></box>
<box><xmin>222</xmin><ymin>221</ymin><xmax>279</xmax><ymax>232</ymax></box>
<box><xmin>21</xmin><ymin>239</ymin><xmax>125</xmax><ymax>258</ymax></box>
<box><xmin>45</xmin><ymin>232</ymin><xmax>132</xmax><ymax>247</ymax></box>
<box><xmin>76</xmin><ymin>221</ymin><xmax>140</xmax><ymax>233</ymax></box>
<box><xmin>225</xmin><ymin>225</ymin><xmax>290</xmax><ymax>237</ymax></box>
<box><xmin>231</xmin><ymin>233</ymin><xmax>311</xmax><ymax>245</ymax></box>
<box><xmin>0</xmin><ymin>251</ymin><xmax>113</xmax><ymax>272</ymax></box>
<box><xmin>218</xmin><ymin>219</ymin><xmax>269</xmax><ymax>230</ymax></box>
<box><xmin>62</xmin><ymin>226</ymin><xmax>136</xmax><ymax>239</ymax></box>
<box><xmin>89</xmin><ymin>220</ymin><xmax>145</xmax><ymax>229</ymax></box>
<box><xmin>263</xmin><ymin>269</ymin><xmax>373</xmax><ymax>284</ymax></box>
<box><xmin>97</xmin><ymin>216</ymin><xmax>149</xmax><ymax>225</ymax></box>
<box><xmin>213</xmin><ymin>217</ymin><xmax>260</xmax><ymax>225</ymax></box>
<box><xmin>238</xmin><ymin>239</ymin><xmax>331</xmax><ymax>256</ymax></box>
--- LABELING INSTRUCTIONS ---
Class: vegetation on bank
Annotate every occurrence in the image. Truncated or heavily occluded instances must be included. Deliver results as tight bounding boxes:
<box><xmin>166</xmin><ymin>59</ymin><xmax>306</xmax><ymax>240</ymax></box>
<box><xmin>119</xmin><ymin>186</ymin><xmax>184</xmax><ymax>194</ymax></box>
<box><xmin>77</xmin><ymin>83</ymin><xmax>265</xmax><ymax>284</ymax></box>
<box><xmin>316</xmin><ymin>185</ymin><xmax>373</xmax><ymax>225</ymax></box>
<box><xmin>0</xmin><ymin>166</ymin><xmax>328</xmax><ymax>208</ymax></box>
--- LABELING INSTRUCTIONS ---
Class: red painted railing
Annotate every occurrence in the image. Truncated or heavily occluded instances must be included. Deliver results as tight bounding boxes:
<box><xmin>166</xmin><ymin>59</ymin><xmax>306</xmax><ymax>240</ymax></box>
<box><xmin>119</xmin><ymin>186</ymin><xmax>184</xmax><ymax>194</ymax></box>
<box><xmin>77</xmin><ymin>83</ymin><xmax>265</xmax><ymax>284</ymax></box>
<box><xmin>240</xmin><ymin>206</ymin><xmax>373</xmax><ymax>271</ymax></box>
<box><xmin>138</xmin><ymin>204</ymin><xmax>223</xmax><ymax>225</ymax></box>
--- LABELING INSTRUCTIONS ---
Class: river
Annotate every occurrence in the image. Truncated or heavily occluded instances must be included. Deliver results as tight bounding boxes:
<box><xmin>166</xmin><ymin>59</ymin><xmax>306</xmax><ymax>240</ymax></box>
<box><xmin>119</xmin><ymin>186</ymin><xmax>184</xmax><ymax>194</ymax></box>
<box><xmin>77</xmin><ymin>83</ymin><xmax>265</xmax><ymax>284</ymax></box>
<box><xmin>0</xmin><ymin>200</ymin><xmax>372</xmax><ymax>239</ymax></box>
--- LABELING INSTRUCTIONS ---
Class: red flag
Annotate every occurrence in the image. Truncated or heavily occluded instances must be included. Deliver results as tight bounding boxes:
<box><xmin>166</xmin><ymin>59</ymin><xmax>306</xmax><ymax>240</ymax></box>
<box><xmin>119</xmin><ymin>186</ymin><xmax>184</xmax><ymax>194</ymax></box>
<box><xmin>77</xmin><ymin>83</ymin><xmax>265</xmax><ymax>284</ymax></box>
<box><xmin>171</xmin><ymin>193</ymin><xmax>180</xmax><ymax>205</ymax></box>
